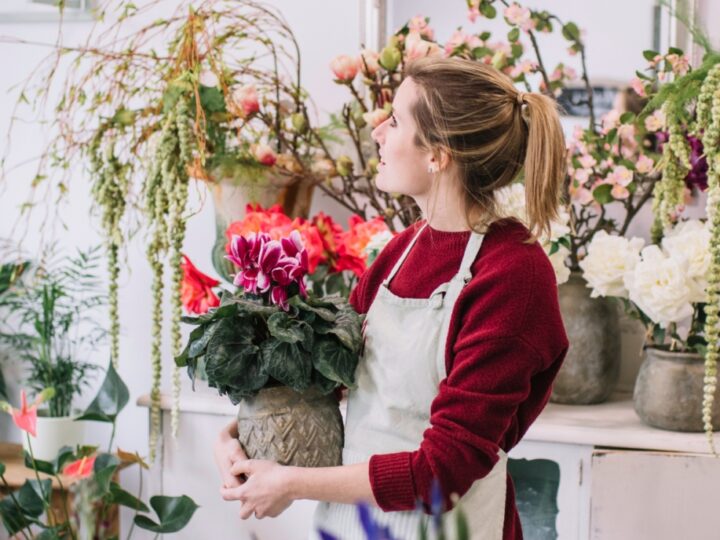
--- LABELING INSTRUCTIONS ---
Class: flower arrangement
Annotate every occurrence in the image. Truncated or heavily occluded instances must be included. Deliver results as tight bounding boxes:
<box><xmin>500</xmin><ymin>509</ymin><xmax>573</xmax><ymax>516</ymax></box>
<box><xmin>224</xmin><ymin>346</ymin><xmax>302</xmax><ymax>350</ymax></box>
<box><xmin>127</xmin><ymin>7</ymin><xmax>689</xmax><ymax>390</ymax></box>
<box><xmin>176</xmin><ymin>228</ymin><xmax>363</xmax><ymax>405</ymax></box>
<box><xmin>0</xmin><ymin>365</ymin><xmax>198</xmax><ymax>540</ymax></box>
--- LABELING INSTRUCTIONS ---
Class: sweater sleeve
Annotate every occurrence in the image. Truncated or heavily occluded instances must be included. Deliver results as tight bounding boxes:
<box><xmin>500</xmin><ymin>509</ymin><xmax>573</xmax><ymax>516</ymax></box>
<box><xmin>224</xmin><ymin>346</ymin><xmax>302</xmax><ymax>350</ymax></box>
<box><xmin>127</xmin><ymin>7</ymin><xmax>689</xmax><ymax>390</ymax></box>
<box><xmin>368</xmin><ymin>242</ymin><xmax>568</xmax><ymax>512</ymax></box>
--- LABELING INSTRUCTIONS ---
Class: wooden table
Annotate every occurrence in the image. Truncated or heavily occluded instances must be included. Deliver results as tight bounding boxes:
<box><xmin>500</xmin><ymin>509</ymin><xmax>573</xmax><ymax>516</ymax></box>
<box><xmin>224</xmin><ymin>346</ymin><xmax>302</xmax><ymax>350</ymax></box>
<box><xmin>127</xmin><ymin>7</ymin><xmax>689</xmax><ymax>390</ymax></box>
<box><xmin>0</xmin><ymin>442</ymin><xmax>120</xmax><ymax>537</ymax></box>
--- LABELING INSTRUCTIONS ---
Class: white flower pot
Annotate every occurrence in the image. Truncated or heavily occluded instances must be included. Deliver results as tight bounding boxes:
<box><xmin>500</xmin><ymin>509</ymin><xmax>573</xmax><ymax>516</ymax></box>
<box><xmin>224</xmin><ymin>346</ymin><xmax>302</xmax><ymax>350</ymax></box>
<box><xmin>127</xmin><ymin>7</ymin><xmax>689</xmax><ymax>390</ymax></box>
<box><xmin>22</xmin><ymin>413</ymin><xmax>85</xmax><ymax>461</ymax></box>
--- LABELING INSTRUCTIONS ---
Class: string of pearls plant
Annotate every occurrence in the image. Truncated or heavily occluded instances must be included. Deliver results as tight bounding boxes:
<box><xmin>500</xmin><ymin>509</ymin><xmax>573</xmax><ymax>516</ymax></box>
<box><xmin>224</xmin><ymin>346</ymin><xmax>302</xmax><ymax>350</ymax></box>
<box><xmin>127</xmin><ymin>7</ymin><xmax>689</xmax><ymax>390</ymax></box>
<box><xmin>699</xmin><ymin>63</ymin><xmax>720</xmax><ymax>455</ymax></box>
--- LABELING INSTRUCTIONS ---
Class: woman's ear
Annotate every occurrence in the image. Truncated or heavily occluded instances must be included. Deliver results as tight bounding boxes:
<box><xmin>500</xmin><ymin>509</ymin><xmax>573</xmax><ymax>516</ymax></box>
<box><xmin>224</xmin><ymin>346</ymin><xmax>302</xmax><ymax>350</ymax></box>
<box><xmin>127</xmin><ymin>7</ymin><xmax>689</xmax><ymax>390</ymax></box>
<box><xmin>433</xmin><ymin>148</ymin><xmax>452</xmax><ymax>172</ymax></box>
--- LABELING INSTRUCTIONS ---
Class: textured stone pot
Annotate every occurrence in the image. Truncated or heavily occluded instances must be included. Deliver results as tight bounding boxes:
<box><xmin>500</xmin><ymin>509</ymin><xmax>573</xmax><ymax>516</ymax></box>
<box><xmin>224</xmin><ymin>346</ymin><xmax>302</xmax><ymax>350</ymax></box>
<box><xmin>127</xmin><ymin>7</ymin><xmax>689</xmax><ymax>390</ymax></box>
<box><xmin>236</xmin><ymin>386</ymin><xmax>343</xmax><ymax>467</ymax></box>
<box><xmin>634</xmin><ymin>347</ymin><xmax>720</xmax><ymax>432</ymax></box>
<box><xmin>551</xmin><ymin>272</ymin><xmax>621</xmax><ymax>404</ymax></box>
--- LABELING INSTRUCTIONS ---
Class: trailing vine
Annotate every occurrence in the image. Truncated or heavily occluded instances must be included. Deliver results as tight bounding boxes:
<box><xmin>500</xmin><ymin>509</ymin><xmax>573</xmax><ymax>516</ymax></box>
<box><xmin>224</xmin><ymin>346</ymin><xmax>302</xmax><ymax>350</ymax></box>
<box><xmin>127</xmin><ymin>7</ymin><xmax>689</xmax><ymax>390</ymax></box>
<box><xmin>700</xmin><ymin>63</ymin><xmax>720</xmax><ymax>456</ymax></box>
<box><xmin>145</xmin><ymin>98</ymin><xmax>194</xmax><ymax>460</ymax></box>
<box><xmin>89</xmin><ymin>132</ymin><xmax>128</xmax><ymax>369</ymax></box>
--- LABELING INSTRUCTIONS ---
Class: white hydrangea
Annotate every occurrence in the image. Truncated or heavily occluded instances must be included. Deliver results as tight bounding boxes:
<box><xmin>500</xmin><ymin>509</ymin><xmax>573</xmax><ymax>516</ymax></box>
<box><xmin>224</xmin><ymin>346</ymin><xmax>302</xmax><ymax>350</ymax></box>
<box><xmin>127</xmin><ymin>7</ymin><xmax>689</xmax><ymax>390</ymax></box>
<box><xmin>623</xmin><ymin>245</ymin><xmax>694</xmax><ymax>329</ymax></box>
<box><xmin>579</xmin><ymin>230</ymin><xmax>644</xmax><ymax>298</ymax></box>
<box><xmin>661</xmin><ymin>219</ymin><xmax>710</xmax><ymax>303</ymax></box>
<box><xmin>548</xmin><ymin>245</ymin><xmax>571</xmax><ymax>285</ymax></box>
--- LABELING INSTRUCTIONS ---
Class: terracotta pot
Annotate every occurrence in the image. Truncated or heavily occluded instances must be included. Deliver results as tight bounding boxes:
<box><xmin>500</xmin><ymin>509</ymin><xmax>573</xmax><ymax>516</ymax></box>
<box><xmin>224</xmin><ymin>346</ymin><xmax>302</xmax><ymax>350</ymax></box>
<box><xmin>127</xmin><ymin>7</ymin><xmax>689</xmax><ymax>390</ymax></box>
<box><xmin>634</xmin><ymin>346</ymin><xmax>720</xmax><ymax>432</ymax></box>
<box><xmin>551</xmin><ymin>272</ymin><xmax>621</xmax><ymax>404</ymax></box>
<box><xmin>236</xmin><ymin>386</ymin><xmax>343</xmax><ymax>467</ymax></box>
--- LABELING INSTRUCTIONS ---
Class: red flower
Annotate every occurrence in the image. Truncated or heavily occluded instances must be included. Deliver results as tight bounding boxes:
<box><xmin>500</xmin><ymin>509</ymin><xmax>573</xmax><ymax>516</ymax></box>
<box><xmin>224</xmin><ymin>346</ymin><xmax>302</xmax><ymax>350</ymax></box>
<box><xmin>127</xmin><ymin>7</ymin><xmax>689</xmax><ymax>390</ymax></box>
<box><xmin>312</xmin><ymin>212</ymin><xmax>344</xmax><ymax>269</ymax></box>
<box><xmin>181</xmin><ymin>255</ymin><xmax>220</xmax><ymax>314</ymax></box>
<box><xmin>335</xmin><ymin>215</ymin><xmax>391</xmax><ymax>276</ymax></box>
<box><xmin>0</xmin><ymin>389</ymin><xmax>54</xmax><ymax>438</ymax></box>
<box><xmin>63</xmin><ymin>455</ymin><xmax>97</xmax><ymax>478</ymax></box>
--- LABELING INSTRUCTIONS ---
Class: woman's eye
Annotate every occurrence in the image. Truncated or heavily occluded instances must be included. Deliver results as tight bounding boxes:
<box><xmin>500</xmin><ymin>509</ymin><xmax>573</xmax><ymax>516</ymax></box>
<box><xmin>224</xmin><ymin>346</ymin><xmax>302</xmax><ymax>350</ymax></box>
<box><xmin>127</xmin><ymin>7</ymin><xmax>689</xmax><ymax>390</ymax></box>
<box><xmin>390</xmin><ymin>115</ymin><xmax>397</xmax><ymax>127</ymax></box>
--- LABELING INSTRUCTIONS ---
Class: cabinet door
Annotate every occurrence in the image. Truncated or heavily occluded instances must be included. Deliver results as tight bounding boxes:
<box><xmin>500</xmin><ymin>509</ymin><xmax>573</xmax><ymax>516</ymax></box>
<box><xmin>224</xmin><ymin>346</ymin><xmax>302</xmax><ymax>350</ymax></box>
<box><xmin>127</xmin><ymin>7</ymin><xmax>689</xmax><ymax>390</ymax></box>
<box><xmin>590</xmin><ymin>449</ymin><xmax>720</xmax><ymax>540</ymax></box>
<box><xmin>510</xmin><ymin>441</ymin><xmax>592</xmax><ymax>540</ymax></box>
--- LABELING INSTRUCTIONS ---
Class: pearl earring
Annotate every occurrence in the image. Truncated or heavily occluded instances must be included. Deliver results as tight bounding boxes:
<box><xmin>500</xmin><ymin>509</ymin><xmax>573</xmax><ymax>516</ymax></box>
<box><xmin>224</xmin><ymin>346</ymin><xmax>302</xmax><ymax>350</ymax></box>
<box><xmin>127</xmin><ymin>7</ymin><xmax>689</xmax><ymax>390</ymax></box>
<box><xmin>428</xmin><ymin>165</ymin><xmax>437</xmax><ymax>174</ymax></box>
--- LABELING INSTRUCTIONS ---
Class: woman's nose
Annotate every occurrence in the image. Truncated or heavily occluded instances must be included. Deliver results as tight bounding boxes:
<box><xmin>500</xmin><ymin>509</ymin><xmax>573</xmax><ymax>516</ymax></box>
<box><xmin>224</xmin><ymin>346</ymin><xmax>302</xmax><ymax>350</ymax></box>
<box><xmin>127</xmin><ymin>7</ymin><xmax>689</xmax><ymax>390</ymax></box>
<box><xmin>371</xmin><ymin>122</ymin><xmax>384</xmax><ymax>144</ymax></box>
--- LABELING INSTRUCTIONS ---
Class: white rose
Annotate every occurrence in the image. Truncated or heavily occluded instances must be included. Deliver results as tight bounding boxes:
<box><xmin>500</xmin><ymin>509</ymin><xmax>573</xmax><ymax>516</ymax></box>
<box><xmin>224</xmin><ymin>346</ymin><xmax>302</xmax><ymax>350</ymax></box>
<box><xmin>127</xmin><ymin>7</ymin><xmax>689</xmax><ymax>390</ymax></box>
<box><xmin>495</xmin><ymin>183</ymin><xmax>527</xmax><ymax>222</ymax></box>
<box><xmin>661</xmin><ymin>219</ymin><xmax>710</xmax><ymax>303</ymax></box>
<box><xmin>548</xmin><ymin>245</ymin><xmax>571</xmax><ymax>285</ymax></box>
<box><xmin>579</xmin><ymin>231</ymin><xmax>644</xmax><ymax>298</ymax></box>
<box><xmin>623</xmin><ymin>245</ymin><xmax>694</xmax><ymax>329</ymax></box>
<box><xmin>364</xmin><ymin>230</ymin><xmax>394</xmax><ymax>266</ymax></box>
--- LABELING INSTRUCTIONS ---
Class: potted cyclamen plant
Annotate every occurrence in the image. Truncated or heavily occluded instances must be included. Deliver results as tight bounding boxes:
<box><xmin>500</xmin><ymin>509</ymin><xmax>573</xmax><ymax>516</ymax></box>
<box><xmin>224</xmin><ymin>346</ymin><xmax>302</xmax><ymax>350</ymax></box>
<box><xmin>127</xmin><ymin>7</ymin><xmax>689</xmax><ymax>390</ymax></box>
<box><xmin>176</xmin><ymin>229</ymin><xmax>363</xmax><ymax>467</ymax></box>
<box><xmin>580</xmin><ymin>220</ymin><xmax>720</xmax><ymax>431</ymax></box>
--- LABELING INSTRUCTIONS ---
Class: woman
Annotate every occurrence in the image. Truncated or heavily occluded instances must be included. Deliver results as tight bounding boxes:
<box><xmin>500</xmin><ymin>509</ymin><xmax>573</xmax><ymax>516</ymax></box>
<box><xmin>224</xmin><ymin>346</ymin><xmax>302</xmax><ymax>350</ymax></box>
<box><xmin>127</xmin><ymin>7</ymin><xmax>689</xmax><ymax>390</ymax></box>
<box><xmin>214</xmin><ymin>56</ymin><xmax>569</xmax><ymax>540</ymax></box>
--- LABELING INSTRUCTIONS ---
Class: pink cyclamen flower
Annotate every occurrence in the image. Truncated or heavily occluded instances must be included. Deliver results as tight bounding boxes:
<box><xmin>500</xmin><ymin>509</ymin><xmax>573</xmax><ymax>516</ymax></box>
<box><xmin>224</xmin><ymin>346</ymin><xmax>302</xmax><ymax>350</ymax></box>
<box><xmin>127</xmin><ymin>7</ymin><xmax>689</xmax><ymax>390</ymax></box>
<box><xmin>253</xmin><ymin>144</ymin><xmax>277</xmax><ymax>167</ymax></box>
<box><xmin>229</xmin><ymin>85</ymin><xmax>260</xmax><ymax>117</ymax></box>
<box><xmin>330</xmin><ymin>55</ymin><xmax>359</xmax><ymax>82</ymax></box>
<box><xmin>64</xmin><ymin>455</ymin><xmax>97</xmax><ymax>478</ymax></box>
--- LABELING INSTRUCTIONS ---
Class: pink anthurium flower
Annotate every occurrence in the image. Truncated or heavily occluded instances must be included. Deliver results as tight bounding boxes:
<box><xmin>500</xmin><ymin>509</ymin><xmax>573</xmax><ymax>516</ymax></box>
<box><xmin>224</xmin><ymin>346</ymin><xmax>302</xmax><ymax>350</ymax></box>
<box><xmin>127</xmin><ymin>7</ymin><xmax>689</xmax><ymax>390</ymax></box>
<box><xmin>63</xmin><ymin>455</ymin><xmax>97</xmax><ymax>478</ymax></box>
<box><xmin>0</xmin><ymin>388</ymin><xmax>55</xmax><ymax>438</ymax></box>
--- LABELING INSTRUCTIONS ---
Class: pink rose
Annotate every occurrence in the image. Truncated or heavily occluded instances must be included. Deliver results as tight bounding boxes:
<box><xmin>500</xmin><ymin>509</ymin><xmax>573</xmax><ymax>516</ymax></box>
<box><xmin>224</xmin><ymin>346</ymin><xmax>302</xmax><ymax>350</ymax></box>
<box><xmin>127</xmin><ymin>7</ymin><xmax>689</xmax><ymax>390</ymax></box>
<box><xmin>253</xmin><ymin>144</ymin><xmax>277</xmax><ymax>167</ymax></box>
<box><xmin>229</xmin><ymin>85</ymin><xmax>260</xmax><ymax>117</ymax></box>
<box><xmin>363</xmin><ymin>108</ymin><xmax>390</xmax><ymax>128</ymax></box>
<box><xmin>358</xmin><ymin>49</ymin><xmax>380</xmax><ymax>76</ymax></box>
<box><xmin>330</xmin><ymin>54</ymin><xmax>359</xmax><ymax>82</ymax></box>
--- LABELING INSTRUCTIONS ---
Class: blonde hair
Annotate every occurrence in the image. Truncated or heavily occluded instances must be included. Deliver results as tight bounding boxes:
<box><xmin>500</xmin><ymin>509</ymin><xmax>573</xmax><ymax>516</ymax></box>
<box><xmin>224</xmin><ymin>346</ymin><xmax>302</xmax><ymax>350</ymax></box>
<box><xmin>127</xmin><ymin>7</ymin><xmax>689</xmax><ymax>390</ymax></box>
<box><xmin>404</xmin><ymin>56</ymin><xmax>567</xmax><ymax>241</ymax></box>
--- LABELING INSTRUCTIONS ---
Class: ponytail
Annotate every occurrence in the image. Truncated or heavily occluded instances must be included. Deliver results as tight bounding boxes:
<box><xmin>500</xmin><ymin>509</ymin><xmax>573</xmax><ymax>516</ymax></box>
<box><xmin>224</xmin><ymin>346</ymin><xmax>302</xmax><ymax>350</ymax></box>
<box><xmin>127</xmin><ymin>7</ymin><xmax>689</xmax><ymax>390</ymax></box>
<box><xmin>521</xmin><ymin>92</ymin><xmax>567</xmax><ymax>241</ymax></box>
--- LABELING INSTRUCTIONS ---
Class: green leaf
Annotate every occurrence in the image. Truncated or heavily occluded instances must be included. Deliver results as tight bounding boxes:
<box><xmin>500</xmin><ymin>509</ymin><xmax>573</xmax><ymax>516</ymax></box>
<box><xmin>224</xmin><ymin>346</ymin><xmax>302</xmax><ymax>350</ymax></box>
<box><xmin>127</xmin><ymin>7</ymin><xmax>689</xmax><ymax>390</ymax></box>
<box><xmin>76</xmin><ymin>361</ymin><xmax>129</xmax><ymax>423</ymax></box>
<box><xmin>0</xmin><ymin>498</ymin><xmax>31</xmax><ymax>536</ymax></box>
<box><xmin>189</xmin><ymin>321</ymin><xmax>221</xmax><ymax>358</ymax></box>
<box><xmin>652</xmin><ymin>325</ymin><xmax>666</xmax><ymax>345</ymax></box>
<box><xmin>0</xmin><ymin>461</ymin><xmax>4</xmax><ymax>475</ymax></box>
<box><xmin>558</xmin><ymin>236</ymin><xmax>572</xmax><ymax>250</ymax></box>
<box><xmin>510</xmin><ymin>43</ymin><xmax>523</xmax><ymax>58</ymax></box>
<box><xmin>198</xmin><ymin>85</ymin><xmax>226</xmax><ymax>113</ymax></box>
<box><xmin>204</xmin><ymin>317</ymin><xmax>266</xmax><ymax>403</ymax></box>
<box><xmin>668</xmin><ymin>46</ymin><xmax>684</xmax><ymax>56</ymax></box>
<box><xmin>547</xmin><ymin>242</ymin><xmax>559</xmax><ymax>256</ymax></box>
<box><xmin>507</xmin><ymin>27</ymin><xmax>520</xmax><ymax>42</ymax></box>
<box><xmin>562</xmin><ymin>22</ymin><xmax>580</xmax><ymax>41</ymax></box>
<box><xmin>455</xmin><ymin>504</ymin><xmax>470</xmax><ymax>540</ymax></box>
<box><xmin>19</xmin><ymin>479</ymin><xmax>52</xmax><ymax>517</ymax></box>
<box><xmin>326</xmin><ymin>305</ymin><xmax>363</xmax><ymax>353</ymax></box>
<box><xmin>643</xmin><ymin>49</ymin><xmax>659</xmax><ymax>61</ymax></box>
<box><xmin>312</xmin><ymin>336</ymin><xmax>358</xmax><ymax>388</ymax></box>
<box><xmin>619</xmin><ymin>112</ymin><xmax>635</xmax><ymax>124</ymax></box>
<box><xmin>592</xmin><ymin>183</ymin><xmax>614</xmax><ymax>204</ymax></box>
<box><xmin>109</xmin><ymin>482</ymin><xmax>150</xmax><ymax>512</ymax></box>
<box><xmin>93</xmin><ymin>453</ymin><xmax>120</xmax><ymax>494</ymax></box>
<box><xmin>267</xmin><ymin>312</ymin><xmax>313</xmax><ymax>349</ymax></box>
<box><xmin>35</xmin><ymin>527</ymin><xmax>64</xmax><ymax>540</ymax></box>
<box><xmin>480</xmin><ymin>3</ymin><xmax>496</xmax><ymax>18</ymax></box>
<box><xmin>261</xmin><ymin>340</ymin><xmax>312</xmax><ymax>392</ymax></box>
<box><xmin>134</xmin><ymin>495</ymin><xmax>199</xmax><ymax>533</ymax></box>
<box><xmin>24</xmin><ymin>452</ymin><xmax>56</xmax><ymax>475</ymax></box>
<box><xmin>54</xmin><ymin>446</ymin><xmax>76</xmax><ymax>474</ymax></box>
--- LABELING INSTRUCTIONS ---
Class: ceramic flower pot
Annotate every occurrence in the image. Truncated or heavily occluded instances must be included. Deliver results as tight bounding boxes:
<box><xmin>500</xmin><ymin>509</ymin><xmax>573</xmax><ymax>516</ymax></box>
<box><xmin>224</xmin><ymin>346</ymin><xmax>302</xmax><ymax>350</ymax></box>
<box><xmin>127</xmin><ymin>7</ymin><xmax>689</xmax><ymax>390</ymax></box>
<box><xmin>22</xmin><ymin>411</ymin><xmax>85</xmax><ymax>461</ymax></box>
<box><xmin>209</xmin><ymin>174</ymin><xmax>315</xmax><ymax>281</ymax></box>
<box><xmin>634</xmin><ymin>347</ymin><xmax>720</xmax><ymax>432</ymax></box>
<box><xmin>236</xmin><ymin>385</ymin><xmax>343</xmax><ymax>467</ymax></box>
<box><xmin>551</xmin><ymin>272</ymin><xmax>621</xmax><ymax>404</ymax></box>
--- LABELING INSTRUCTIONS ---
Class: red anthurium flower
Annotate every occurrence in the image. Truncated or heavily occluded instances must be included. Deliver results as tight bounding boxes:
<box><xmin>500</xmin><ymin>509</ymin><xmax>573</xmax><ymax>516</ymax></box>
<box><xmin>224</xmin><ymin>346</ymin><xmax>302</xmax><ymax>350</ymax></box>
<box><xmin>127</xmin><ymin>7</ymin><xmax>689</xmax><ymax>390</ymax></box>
<box><xmin>0</xmin><ymin>389</ymin><xmax>55</xmax><ymax>438</ymax></box>
<box><xmin>63</xmin><ymin>455</ymin><xmax>97</xmax><ymax>478</ymax></box>
<box><xmin>180</xmin><ymin>255</ymin><xmax>220</xmax><ymax>314</ymax></box>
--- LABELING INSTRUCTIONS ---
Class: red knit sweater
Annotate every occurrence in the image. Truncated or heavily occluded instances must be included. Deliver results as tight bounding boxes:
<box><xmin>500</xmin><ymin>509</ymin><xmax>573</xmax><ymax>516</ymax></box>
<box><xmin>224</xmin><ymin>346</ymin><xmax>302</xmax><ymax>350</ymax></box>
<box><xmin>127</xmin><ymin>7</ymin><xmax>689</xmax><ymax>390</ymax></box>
<box><xmin>349</xmin><ymin>219</ymin><xmax>569</xmax><ymax>540</ymax></box>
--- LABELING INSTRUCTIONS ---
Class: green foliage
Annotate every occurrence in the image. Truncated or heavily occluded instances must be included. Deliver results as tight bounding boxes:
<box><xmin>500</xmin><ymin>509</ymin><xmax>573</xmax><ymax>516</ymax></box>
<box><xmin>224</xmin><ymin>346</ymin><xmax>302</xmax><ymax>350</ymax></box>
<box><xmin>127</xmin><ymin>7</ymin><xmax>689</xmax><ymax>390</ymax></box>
<box><xmin>177</xmin><ymin>291</ymin><xmax>362</xmax><ymax>403</ymax></box>
<box><xmin>134</xmin><ymin>495</ymin><xmax>199</xmax><ymax>534</ymax></box>
<box><xmin>0</xmin><ymin>247</ymin><xmax>106</xmax><ymax>417</ymax></box>
<box><xmin>76</xmin><ymin>360</ymin><xmax>129</xmax><ymax>423</ymax></box>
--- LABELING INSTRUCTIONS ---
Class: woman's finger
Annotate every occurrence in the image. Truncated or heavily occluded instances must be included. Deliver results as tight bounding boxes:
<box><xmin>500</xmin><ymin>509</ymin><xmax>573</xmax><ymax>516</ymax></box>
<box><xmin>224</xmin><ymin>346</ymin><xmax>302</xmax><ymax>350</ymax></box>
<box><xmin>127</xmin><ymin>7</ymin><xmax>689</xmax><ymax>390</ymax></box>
<box><xmin>220</xmin><ymin>485</ymin><xmax>246</xmax><ymax>502</ymax></box>
<box><xmin>230</xmin><ymin>459</ymin><xmax>254</xmax><ymax>476</ymax></box>
<box><xmin>239</xmin><ymin>502</ymin><xmax>255</xmax><ymax>520</ymax></box>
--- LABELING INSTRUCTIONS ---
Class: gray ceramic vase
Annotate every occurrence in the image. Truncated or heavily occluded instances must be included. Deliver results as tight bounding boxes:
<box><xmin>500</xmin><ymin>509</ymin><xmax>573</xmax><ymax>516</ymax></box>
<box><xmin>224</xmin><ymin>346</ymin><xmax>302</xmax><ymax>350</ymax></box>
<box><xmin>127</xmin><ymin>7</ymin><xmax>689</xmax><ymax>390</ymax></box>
<box><xmin>634</xmin><ymin>347</ymin><xmax>720</xmax><ymax>432</ymax></box>
<box><xmin>236</xmin><ymin>385</ymin><xmax>343</xmax><ymax>467</ymax></box>
<box><xmin>551</xmin><ymin>272</ymin><xmax>621</xmax><ymax>404</ymax></box>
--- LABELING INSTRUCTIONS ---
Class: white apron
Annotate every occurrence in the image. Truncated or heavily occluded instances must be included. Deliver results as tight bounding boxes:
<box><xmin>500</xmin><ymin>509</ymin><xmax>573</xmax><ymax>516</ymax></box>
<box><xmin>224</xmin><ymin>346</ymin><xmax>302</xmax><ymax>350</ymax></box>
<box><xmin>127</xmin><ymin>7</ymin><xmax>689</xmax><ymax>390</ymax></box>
<box><xmin>312</xmin><ymin>224</ymin><xmax>507</xmax><ymax>540</ymax></box>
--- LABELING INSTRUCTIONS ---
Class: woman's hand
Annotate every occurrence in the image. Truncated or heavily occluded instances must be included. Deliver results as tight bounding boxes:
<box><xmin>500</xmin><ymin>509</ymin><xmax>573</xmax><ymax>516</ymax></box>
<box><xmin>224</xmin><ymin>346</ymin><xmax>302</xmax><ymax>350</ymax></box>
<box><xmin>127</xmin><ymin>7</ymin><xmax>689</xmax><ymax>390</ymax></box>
<box><xmin>220</xmin><ymin>459</ymin><xmax>296</xmax><ymax>519</ymax></box>
<box><xmin>214</xmin><ymin>420</ymin><xmax>248</xmax><ymax>490</ymax></box>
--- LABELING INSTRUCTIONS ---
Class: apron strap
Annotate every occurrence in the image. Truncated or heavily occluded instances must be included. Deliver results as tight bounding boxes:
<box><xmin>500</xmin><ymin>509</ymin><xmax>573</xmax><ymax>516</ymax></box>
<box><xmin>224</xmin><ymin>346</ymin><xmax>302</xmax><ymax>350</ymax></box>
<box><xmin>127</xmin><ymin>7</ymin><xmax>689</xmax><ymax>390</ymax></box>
<box><xmin>383</xmin><ymin>222</ymin><xmax>428</xmax><ymax>285</ymax></box>
<box><xmin>455</xmin><ymin>231</ymin><xmax>485</xmax><ymax>283</ymax></box>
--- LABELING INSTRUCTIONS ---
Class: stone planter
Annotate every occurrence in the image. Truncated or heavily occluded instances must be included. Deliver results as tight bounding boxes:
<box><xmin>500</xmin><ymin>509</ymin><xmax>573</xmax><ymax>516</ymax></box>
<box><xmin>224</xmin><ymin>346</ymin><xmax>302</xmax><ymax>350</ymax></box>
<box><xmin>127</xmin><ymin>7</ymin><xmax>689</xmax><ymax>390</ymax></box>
<box><xmin>236</xmin><ymin>386</ymin><xmax>343</xmax><ymax>467</ymax></box>
<box><xmin>551</xmin><ymin>272</ymin><xmax>621</xmax><ymax>404</ymax></box>
<box><xmin>634</xmin><ymin>347</ymin><xmax>720</xmax><ymax>432</ymax></box>
<box><xmin>22</xmin><ymin>411</ymin><xmax>85</xmax><ymax>461</ymax></box>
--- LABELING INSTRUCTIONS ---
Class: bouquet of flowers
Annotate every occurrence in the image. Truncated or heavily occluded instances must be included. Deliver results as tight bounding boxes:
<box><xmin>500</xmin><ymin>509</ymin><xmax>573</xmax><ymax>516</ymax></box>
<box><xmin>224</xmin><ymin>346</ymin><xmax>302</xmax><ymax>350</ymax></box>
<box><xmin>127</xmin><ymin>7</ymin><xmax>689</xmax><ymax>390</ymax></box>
<box><xmin>176</xmin><ymin>226</ymin><xmax>364</xmax><ymax>404</ymax></box>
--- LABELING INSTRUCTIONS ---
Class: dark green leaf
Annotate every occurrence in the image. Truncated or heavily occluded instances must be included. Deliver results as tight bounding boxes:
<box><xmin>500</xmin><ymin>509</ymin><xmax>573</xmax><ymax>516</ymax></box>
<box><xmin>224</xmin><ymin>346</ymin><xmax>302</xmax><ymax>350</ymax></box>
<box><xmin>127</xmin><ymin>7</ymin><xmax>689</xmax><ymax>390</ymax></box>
<box><xmin>547</xmin><ymin>243</ymin><xmax>559</xmax><ymax>256</ymax></box>
<box><xmin>189</xmin><ymin>321</ymin><xmax>221</xmax><ymax>358</ymax></box>
<box><xmin>643</xmin><ymin>49</ymin><xmax>659</xmax><ymax>61</ymax></box>
<box><xmin>592</xmin><ymin>183</ymin><xmax>614</xmax><ymax>204</ymax></box>
<box><xmin>261</xmin><ymin>340</ymin><xmax>312</xmax><ymax>392</ymax></box>
<box><xmin>109</xmin><ymin>482</ymin><xmax>150</xmax><ymax>512</ymax></box>
<box><xmin>35</xmin><ymin>527</ymin><xmax>64</xmax><ymax>540</ymax></box>
<box><xmin>54</xmin><ymin>446</ymin><xmax>76</xmax><ymax>474</ymax></box>
<box><xmin>0</xmin><ymin>498</ymin><xmax>31</xmax><ymax>536</ymax></box>
<box><xmin>455</xmin><ymin>504</ymin><xmax>470</xmax><ymax>540</ymax></box>
<box><xmin>24</xmin><ymin>452</ymin><xmax>55</xmax><ymax>475</ymax></box>
<box><xmin>267</xmin><ymin>312</ymin><xmax>313</xmax><ymax>349</ymax></box>
<box><xmin>507</xmin><ymin>27</ymin><xmax>520</xmax><ymax>42</ymax></box>
<box><xmin>510</xmin><ymin>43</ymin><xmax>523</xmax><ymax>59</ymax></box>
<box><xmin>76</xmin><ymin>361</ymin><xmax>128</xmax><ymax>423</ymax></box>
<box><xmin>134</xmin><ymin>495</ymin><xmax>199</xmax><ymax>533</ymax></box>
<box><xmin>480</xmin><ymin>3</ymin><xmax>496</xmax><ymax>18</ymax></box>
<box><xmin>0</xmin><ymin>461</ymin><xmax>4</xmax><ymax>475</ymax></box>
<box><xmin>198</xmin><ymin>85</ymin><xmax>226</xmax><ymax>113</ymax></box>
<box><xmin>18</xmin><ymin>479</ymin><xmax>52</xmax><ymax>517</ymax></box>
<box><xmin>94</xmin><ymin>453</ymin><xmax>120</xmax><ymax>494</ymax></box>
<box><xmin>619</xmin><ymin>112</ymin><xmax>635</xmax><ymax>124</ymax></box>
<box><xmin>327</xmin><ymin>306</ymin><xmax>363</xmax><ymax>353</ymax></box>
<box><xmin>312</xmin><ymin>336</ymin><xmax>358</xmax><ymax>388</ymax></box>
<box><xmin>562</xmin><ymin>22</ymin><xmax>580</xmax><ymax>41</ymax></box>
